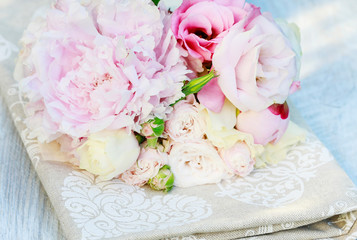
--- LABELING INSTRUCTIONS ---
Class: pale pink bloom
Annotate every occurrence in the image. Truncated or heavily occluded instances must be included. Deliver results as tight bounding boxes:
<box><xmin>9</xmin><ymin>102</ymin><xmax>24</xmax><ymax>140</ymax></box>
<box><xmin>119</xmin><ymin>148</ymin><xmax>167</xmax><ymax>187</ymax></box>
<box><xmin>171</xmin><ymin>0</ymin><xmax>258</xmax><ymax>63</ymax></box>
<box><xmin>197</xmin><ymin>77</ymin><xmax>225</xmax><ymax>113</ymax></box>
<box><xmin>165</xmin><ymin>95</ymin><xmax>206</xmax><ymax>142</ymax></box>
<box><xmin>236</xmin><ymin>102</ymin><xmax>290</xmax><ymax>145</ymax></box>
<box><xmin>211</xmin><ymin>12</ymin><xmax>297</xmax><ymax>112</ymax></box>
<box><xmin>141</xmin><ymin>123</ymin><xmax>154</xmax><ymax>137</ymax></box>
<box><xmin>168</xmin><ymin>141</ymin><xmax>228</xmax><ymax>187</ymax></box>
<box><xmin>56</xmin><ymin>135</ymin><xmax>86</xmax><ymax>156</ymax></box>
<box><xmin>219</xmin><ymin>142</ymin><xmax>255</xmax><ymax>177</ymax></box>
<box><xmin>15</xmin><ymin>0</ymin><xmax>189</xmax><ymax>142</ymax></box>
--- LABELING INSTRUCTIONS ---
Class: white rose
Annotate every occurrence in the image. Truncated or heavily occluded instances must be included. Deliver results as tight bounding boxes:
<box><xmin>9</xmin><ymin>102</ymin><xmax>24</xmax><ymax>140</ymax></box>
<box><xmin>168</xmin><ymin>141</ymin><xmax>228</xmax><ymax>187</ymax></box>
<box><xmin>76</xmin><ymin>129</ymin><xmax>140</xmax><ymax>180</ymax></box>
<box><xmin>219</xmin><ymin>142</ymin><xmax>255</xmax><ymax>177</ymax></box>
<box><xmin>120</xmin><ymin>147</ymin><xmax>167</xmax><ymax>186</ymax></box>
<box><xmin>166</xmin><ymin>95</ymin><xmax>206</xmax><ymax>142</ymax></box>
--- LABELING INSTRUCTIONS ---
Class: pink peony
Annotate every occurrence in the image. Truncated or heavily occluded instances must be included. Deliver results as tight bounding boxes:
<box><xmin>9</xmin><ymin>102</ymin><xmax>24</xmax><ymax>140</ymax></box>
<box><xmin>119</xmin><ymin>147</ymin><xmax>167</xmax><ymax>187</ymax></box>
<box><xmin>219</xmin><ymin>142</ymin><xmax>255</xmax><ymax>177</ymax></box>
<box><xmin>171</xmin><ymin>0</ymin><xmax>257</xmax><ymax>64</ymax></box>
<box><xmin>15</xmin><ymin>0</ymin><xmax>189</xmax><ymax>142</ymax></box>
<box><xmin>236</xmin><ymin>102</ymin><xmax>290</xmax><ymax>145</ymax></box>
<box><xmin>211</xmin><ymin>12</ymin><xmax>297</xmax><ymax>112</ymax></box>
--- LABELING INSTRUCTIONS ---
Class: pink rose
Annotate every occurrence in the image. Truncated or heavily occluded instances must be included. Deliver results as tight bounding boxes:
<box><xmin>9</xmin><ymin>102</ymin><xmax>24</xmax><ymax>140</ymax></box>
<box><xmin>236</xmin><ymin>102</ymin><xmax>290</xmax><ymax>145</ymax></box>
<box><xmin>211</xmin><ymin>12</ymin><xmax>297</xmax><ymax>112</ymax></box>
<box><xmin>165</xmin><ymin>95</ymin><xmax>206</xmax><ymax>142</ymax></box>
<box><xmin>171</xmin><ymin>0</ymin><xmax>256</xmax><ymax>63</ymax></box>
<box><xmin>219</xmin><ymin>142</ymin><xmax>255</xmax><ymax>177</ymax></box>
<box><xmin>16</xmin><ymin>0</ymin><xmax>189</xmax><ymax>142</ymax></box>
<box><xmin>119</xmin><ymin>148</ymin><xmax>167</xmax><ymax>187</ymax></box>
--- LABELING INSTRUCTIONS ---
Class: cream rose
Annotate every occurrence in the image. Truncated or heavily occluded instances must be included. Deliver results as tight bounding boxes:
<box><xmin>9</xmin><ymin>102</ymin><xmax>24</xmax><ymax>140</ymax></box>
<box><xmin>199</xmin><ymin>100</ymin><xmax>264</xmax><ymax>156</ymax></box>
<box><xmin>256</xmin><ymin>121</ymin><xmax>307</xmax><ymax>168</ymax></box>
<box><xmin>168</xmin><ymin>141</ymin><xmax>227</xmax><ymax>187</ymax></box>
<box><xmin>76</xmin><ymin>129</ymin><xmax>140</xmax><ymax>180</ymax></box>
<box><xmin>220</xmin><ymin>142</ymin><xmax>255</xmax><ymax>177</ymax></box>
<box><xmin>166</xmin><ymin>95</ymin><xmax>206</xmax><ymax>142</ymax></box>
<box><xmin>119</xmin><ymin>148</ymin><xmax>167</xmax><ymax>186</ymax></box>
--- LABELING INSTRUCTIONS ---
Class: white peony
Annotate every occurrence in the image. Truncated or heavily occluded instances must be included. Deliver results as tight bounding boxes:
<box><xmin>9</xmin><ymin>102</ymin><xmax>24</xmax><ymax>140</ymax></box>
<box><xmin>76</xmin><ymin>129</ymin><xmax>140</xmax><ymax>180</ymax></box>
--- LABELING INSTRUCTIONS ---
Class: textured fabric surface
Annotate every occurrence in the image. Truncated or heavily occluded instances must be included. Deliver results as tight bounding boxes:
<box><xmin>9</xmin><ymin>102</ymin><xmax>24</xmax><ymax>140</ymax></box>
<box><xmin>0</xmin><ymin>0</ymin><xmax>357</xmax><ymax>239</ymax></box>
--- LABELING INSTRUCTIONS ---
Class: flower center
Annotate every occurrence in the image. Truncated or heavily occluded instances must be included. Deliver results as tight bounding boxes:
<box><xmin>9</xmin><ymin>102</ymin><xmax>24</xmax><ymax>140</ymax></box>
<box><xmin>195</xmin><ymin>30</ymin><xmax>209</xmax><ymax>39</ymax></box>
<box><xmin>91</xmin><ymin>73</ymin><xmax>113</xmax><ymax>88</ymax></box>
<box><xmin>256</xmin><ymin>76</ymin><xmax>265</xmax><ymax>83</ymax></box>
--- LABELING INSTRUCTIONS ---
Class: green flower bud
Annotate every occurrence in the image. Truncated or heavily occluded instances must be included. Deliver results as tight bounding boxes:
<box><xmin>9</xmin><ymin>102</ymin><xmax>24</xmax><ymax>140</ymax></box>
<box><xmin>181</xmin><ymin>70</ymin><xmax>217</xmax><ymax>96</ymax></box>
<box><xmin>148</xmin><ymin>165</ymin><xmax>174</xmax><ymax>192</ymax></box>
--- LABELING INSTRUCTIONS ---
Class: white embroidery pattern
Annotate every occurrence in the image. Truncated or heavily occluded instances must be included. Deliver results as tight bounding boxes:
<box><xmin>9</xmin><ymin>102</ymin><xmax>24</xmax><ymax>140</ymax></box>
<box><xmin>215</xmin><ymin>135</ymin><xmax>333</xmax><ymax>207</ymax></box>
<box><xmin>7</xmin><ymin>83</ymin><xmax>42</xmax><ymax>167</ymax></box>
<box><xmin>245</xmin><ymin>225</ymin><xmax>274</xmax><ymax>237</ymax></box>
<box><xmin>281</xmin><ymin>222</ymin><xmax>295</xmax><ymax>230</ymax></box>
<box><xmin>322</xmin><ymin>188</ymin><xmax>357</xmax><ymax>236</ymax></box>
<box><xmin>62</xmin><ymin>171</ymin><xmax>212</xmax><ymax>240</ymax></box>
<box><xmin>166</xmin><ymin>236</ymin><xmax>206</xmax><ymax>240</ymax></box>
<box><xmin>0</xmin><ymin>34</ymin><xmax>18</xmax><ymax>61</ymax></box>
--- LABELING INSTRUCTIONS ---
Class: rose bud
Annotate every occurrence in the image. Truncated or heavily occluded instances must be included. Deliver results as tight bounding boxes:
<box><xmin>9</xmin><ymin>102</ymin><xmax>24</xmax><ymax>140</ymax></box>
<box><xmin>148</xmin><ymin>165</ymin><xmax>175</xmax><ymax>193</ymax></box>
<box><xmin>236</xmin><ymin>102</ymin><xmax>290</xmax><ymax>145</ymax></box>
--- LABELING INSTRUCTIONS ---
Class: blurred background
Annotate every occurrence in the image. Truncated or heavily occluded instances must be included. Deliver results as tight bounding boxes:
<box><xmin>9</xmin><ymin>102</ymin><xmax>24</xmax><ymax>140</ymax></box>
<box><xmin>1</xmin><ymin>0</ymin><xmax>356</xmax><ymax>239</ymax></box>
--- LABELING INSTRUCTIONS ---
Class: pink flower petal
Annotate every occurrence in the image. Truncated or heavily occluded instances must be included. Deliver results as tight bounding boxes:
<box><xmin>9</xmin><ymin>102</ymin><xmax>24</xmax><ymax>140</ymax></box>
<box><xmin>197</xmin><ymin>77</ymin><xmax>225</xmax><ymax>113</ymax></box>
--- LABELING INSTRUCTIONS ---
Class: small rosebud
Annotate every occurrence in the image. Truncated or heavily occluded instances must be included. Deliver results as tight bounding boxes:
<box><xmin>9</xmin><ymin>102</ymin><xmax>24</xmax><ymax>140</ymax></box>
<box><xmin>141</xmin><ymin>117</ymin><xmax>165</xmax><ymax>138</ymax></box>
<box><xmin>141</xmin><ymin>117</ymin><xmax>165</xmax><ymax>149</ymax></box>
<box><xmin>148</xmin><ymin>165</ymin><xmax>174</xmax><ymax>192</ymax></box>
<box><xmin>182</xmin><ymin>70</ymin><xmax>217</xmax><ymax>96</ymax></box>
<box><xmin>141</xmin><ymin>123</ymin><xmax>154</xmax><ymax>137</ymax></box>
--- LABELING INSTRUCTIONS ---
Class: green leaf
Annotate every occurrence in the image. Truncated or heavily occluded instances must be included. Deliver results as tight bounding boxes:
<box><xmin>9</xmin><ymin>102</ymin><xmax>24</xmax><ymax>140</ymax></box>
<box><xmin>146</xmin><ymin>137</ymin><xmax>158</xmax><ymax>148</ymax></box>
<box><xmin>144</xmin><ymin>117</ymin><xmax>165</xmax><ymax>137</ymax></box>
<box><xmin>152</xmin><ymin>0</ymin><xmax>160</xmax><ymax>5</ymax></box>
<box><xmin>153</xmin><ymin>117</ymin><xmax>164</xmax><ymax>125</ymax></box>
<box><xmin>182</xmin><ymin>71</ymin><xmax>217</xmax><ymax>96</ymax></box>
<box><xmin>151</xmin><ymin>117</ymin><xmax>165</xmax><ymax>137</ymax></box>
<box><xmin>152</xmin><ymin>125</ymin><xmax>164</xmax><ymax>137</ymax></box>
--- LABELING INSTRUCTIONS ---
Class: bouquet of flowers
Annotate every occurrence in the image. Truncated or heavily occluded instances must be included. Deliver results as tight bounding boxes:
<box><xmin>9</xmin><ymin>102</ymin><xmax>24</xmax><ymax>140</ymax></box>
<box><xmin>14</xmin><ymin>0</ymin><xmax>304</xmax><ymax>192</ymax></box>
